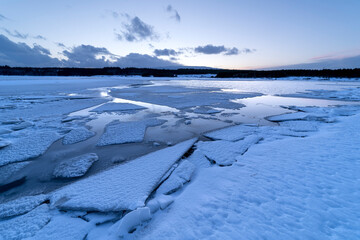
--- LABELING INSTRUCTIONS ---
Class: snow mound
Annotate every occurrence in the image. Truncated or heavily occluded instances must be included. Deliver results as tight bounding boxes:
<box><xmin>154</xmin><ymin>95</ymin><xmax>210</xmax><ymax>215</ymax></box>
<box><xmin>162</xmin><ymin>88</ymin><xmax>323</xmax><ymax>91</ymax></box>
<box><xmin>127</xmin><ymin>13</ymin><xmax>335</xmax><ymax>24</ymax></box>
<box><xmin>53</xmin><ymin>153</ymin><xmax>99</xmax><ymax>178</ymax></box>
<box><xmin>0</xmin><ymin>194</ymin><xmax>48</xmax><ymax>219</ymax></box>
<box><xmin>27</xmin><ymin>215</ymin><xmax>93</xmax><ymax>240</ymax></box>
<box><xmin>50</xmin><ymin>138</ymin><xmax>197</xmax><ymax>211</ymax></box>
<box><xmin>204</xmin><ymin>124</ymin><xmax>258</xmax><ymax>141</ymax></box>
<box><xmin>157</xmin><ymin>160</ymin><xmax>196</xmax><ymax>195</ymax></box>
<box><xmin>0</xmin><ymin>204</ymin><xmax>51</xmax><ymax>240</ymax></box>
<box><xmin>90</xmin><ymin>102</ymin><xmax>146</xmax><ymax>113</ymax></box>
<box><xmin>197</xmin><ymin>135</ymin><xmax>262</xmax><ymax>166</ymax></box>
<box><xmin>0</xmin><ymin>131</ymin><xmax>62</xmax><ymax>167</ymax></box>
<box><xmin>110</xmin><ymin>207</ymin><xmax>151</xmax><ymax>238</ymax></box>
<box><xmin>0</xmin><ymin>161</ymin><xmax>31</xmax><ymax>184</ymax></box>
<box><xmin>97</xmin><ymin>119</ymin><xmax>166</xmax><ymax>146</ymax></box>
<box><xmin>62</xmin><ymin>127</ymin><xmax>95</xmax><ymax>145</ymax></box>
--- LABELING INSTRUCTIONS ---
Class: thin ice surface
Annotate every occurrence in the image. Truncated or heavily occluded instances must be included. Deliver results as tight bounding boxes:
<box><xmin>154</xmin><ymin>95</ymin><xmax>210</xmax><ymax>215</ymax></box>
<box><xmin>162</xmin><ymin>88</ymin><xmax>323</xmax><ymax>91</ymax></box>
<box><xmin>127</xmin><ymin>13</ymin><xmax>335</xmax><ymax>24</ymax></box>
<box><xmin>51</xmin><ymin>138</ymin><xmax>197</xmax><ymax>211</ymax></box>
<box><xmin>52</xmin><ymin>153</ymin><xmax>99</xmax><ymax>178</ymax></box>
<box><xmin>90</xmin><ymin>102</ymin><xmax>146</xmax><ymax>113</ymax></box>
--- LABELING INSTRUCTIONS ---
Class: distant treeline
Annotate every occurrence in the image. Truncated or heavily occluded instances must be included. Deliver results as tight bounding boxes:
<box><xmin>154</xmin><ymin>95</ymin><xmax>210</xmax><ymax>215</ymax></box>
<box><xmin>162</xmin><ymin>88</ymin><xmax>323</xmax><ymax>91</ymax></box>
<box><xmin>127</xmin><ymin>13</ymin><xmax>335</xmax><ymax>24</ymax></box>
<box><xmin>0</xmin><ymin>66</ymin><xmax>359</xmax><ymax>79</ymax></box>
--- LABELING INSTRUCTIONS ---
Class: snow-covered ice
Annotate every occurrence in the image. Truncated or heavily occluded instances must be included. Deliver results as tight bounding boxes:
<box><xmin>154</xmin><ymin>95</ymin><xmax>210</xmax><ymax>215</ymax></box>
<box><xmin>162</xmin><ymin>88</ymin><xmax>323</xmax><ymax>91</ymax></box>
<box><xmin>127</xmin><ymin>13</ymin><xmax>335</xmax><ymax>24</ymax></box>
<box><xmin>204</xmin><ymin>124</ymin><xmax>258</xmax><ymax>141</ymax></box>
<box><xmin>62</xmin><ymin>127</ymin><xmax>95</xmax><ymax>145</ymax></box>
<box><xmin>0</xmin><ymin>204</ymin><xmax>51</xmax><ymax>240</ymax></box>
<box><xmin>52</xmin><ymin>153</ymin><xmax>99</xmax><ymax>178</ymax></box>
<box><xmin>97</xmin><ymin>119</ymin><xmax>166</xmax><ymax>146</ymax></box>
<box><xmin>0</xmin><ymin>161</ymin><xmax>31</xmax><ymax>184</ymax></box>
<box><xmin>132</xmin><ymin>113</ymin><xmax>360</xmax><ymax>240</ymax></box>
<box><xmin>50</xmin><ymin>138</ymin><xmax>197</xmax><ymax>211</ymax></box>
<box><xmin>197</xmin><ymin>135</ymin><xmax>263</xmax><ymax>165</ymax></box>
<box><xmin>0</xmin><ymin>194</ymin><xmax>48</xmax><ymax>219</ymax></box>
<box><xmin>27</xmin><ymin>214</ymin><xmax>93</xmax><ymax>240</ymax></box>
<box><xmin>0</xmin><ymin>131</ymin><xmax>61</xmax><ymax>167</ymax></box>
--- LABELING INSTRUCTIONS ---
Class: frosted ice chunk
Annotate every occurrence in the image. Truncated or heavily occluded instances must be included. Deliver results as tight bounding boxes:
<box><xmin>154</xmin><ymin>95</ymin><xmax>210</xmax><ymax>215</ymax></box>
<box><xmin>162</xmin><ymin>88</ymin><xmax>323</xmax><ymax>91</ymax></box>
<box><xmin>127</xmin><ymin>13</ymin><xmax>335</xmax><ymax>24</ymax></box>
<box><xmin>186</xmin><ymin>149</ymin><xmax>211</xmax><ymax>168</ymax></box>
<box><xmin>0</xmin><ymin>139</ymin><xmax>11</xmax><ymax>149</ymax></box>
<box><xmin>0</xmin><ymin>131</ymin><xmax>62</xmax><ymax>167</ymax></box>
<box><xmin>62</xmin><ymin>127</ymin><xmax>95</xmax><ymax>145</ymax></box>
<box><xmin>0</xmin><ymin>204</ymin><xmax>51</xmax><ymax>240</ymax></box>
<box><xmin>50</xmin><ymin>138</ymin><xmax>197</xmax><ymax>211</ymax></box>
<box><xmin>279</xmin><ymin>121</ymin><xmax>319</xmax><ymax>132</ymax></box>
<box><xmin>0</xmin><ymin>161</ymin><xmax>31</xmax><ymax>184</ymax></box>
<box><xmin>204</xmin><ymin>124</ymin><xmax>257</xmax><ymax>141</ymax></box>
<box><xmin>0</xmin><ymin>194</ymin><xmax>48</xmax><ymax>219</ymax></box>
<box><xmin>97</xmin><ymin>119</ymin><xmax>166</xmax><ymax>146</ymax></box>
<box><xmin>53</xmin><ymin>153</ymin><xmax>98</xmax><ymax>178</ymax></box>
<box><xmin>27</xmin><ymin>215</ymin><xmax>92</xmax><ymax>240</ymax></box>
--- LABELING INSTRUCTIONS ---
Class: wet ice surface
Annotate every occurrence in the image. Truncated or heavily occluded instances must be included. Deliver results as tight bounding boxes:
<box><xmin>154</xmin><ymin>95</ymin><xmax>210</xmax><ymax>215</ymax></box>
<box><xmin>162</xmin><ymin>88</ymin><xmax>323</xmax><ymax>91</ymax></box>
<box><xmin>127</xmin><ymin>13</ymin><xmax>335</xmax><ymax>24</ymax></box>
<box><xmin>1</xmin><ymin>76</ymin><xmax>360</xmax><ymax>239</ymax></box>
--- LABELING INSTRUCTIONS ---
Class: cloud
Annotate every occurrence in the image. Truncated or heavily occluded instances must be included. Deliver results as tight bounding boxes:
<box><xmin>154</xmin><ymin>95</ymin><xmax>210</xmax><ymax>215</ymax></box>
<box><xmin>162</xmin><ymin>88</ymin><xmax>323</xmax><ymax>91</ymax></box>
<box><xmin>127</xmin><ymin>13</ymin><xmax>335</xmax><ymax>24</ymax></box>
<box><xmin>154</xmin><ymin>48</ymin><xmax>179</xmax><ymax>56</ymax></box>
<box><xmin>0</xmin><ymin>14</ymin><xmax>7</xmax><ymax>21</ymax></box>
<box><xmin>0</xmin><ymin>34</ymin><xmax>181</xmax><ymax>68</ymax></box>
<box><xmin>166</xmin><ymin>5</ymin><xmax>181</xmax><ymax>22</ymax></box>
<box><xmin>0</xmin><ymin>34</ymin><xmax>60</xmax><ymax>67</ymax></box>
<box><xmin>116</xmin><ymin>16</ymin><xmax>158</xmax><ymax>42</ymax></box>
<box><xmin>34</xmin><ymin>35</ymin><xmax>47</xmax><ymax>40</ymax></box>
<box><xmin>3</xmin><ymin>29</ymin><xmax>29</xmax><ymax>39</ymax></box>
<box><xmin>56</xmin><ymin>42</ymin><xmax>66</xmax><ymax>48</ymax></box>
<box><xmin>194</xmin><ymin>44</ymin><xmax>255</xmax><ymax>56</ymax></box>
<box><xmin>265</xmin><ymin>55</ymin><xmax>360</xmax><ymax>70</ymax></box>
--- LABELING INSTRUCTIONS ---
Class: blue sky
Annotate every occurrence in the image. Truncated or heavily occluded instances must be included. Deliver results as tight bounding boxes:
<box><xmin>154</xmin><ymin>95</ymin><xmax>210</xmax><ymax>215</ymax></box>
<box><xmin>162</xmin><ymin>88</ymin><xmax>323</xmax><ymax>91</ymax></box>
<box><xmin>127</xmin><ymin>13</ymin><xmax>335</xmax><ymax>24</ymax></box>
<box><xmin>1</xmin><ymin>0</ymin><xmax>360</xmax><ymax>69</ymax></box>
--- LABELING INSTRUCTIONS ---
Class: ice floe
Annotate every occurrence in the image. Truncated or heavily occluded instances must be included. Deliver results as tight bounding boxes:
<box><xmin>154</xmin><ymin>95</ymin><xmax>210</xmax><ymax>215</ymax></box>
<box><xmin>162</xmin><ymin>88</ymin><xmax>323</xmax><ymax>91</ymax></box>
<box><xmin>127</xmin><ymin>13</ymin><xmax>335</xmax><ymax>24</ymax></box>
<box><xmin>0</xmin><ymin>161</ymin><xmax>31</xmax><ymax>184</ymax></box>
<box><xmin>50</xmin><ymin>138</ymin><xmax>197</xmax><ymax>211</ymax></box>
<box><xmin>0</xmin><ymin>131</ymin><xmax>62</xmax><ymax>167</ymax></box>
<box><xmin>52</xmin><ymin>153</ymin><xmax>99</xmax><ymax>178</ymax></box>
<box><xmin>204</xmin><ymin>124</ymin><xmax>258</xmax><ymax>141</ymax></box>
<box><xmin>62</xmin><ymin>127</ymin><xmax>95</xmax><ymax>145</ymax></box>
<box><xmin>97</xmin><ymin>119</ymin><xmax>166</xmax><ymax>146</ymax></box>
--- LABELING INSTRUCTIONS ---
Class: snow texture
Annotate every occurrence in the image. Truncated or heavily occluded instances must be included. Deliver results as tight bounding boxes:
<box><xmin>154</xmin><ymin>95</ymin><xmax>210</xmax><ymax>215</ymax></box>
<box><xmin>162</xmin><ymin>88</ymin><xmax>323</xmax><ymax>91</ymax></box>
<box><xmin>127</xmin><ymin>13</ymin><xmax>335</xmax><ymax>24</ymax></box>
<box><xmin>62</xmin><ymin>127</ymin><xmax>95</xmax><ymax>145</ymax></box>
<box><xmin>133</xmin><ymin>113</ymin><xmax>360</xmax><ymax>240</ymax></box>
<box><xmin>0</xmin><ymin>204</ymin><xmax>51</xmax><ymax>240</ymax></box>
<box><xmin>51</xmin><ymin>138</ymin><xmax>197</xmax><ymax>211</ymax></box>
<box><xmin>110</xmin><ymin>207</ymin><xmax>151</xmax><ymax>238</ymax></box>
<box><xmin>27</xmin><ymin>214</ymin><xmax>93</xmax><ymax>240</ymax></box>
<box><xmin>197</xmin><ymin>135</ymin><xmax>262</xmax><ymax>165</ymax></box>
<box><xmin>279</xmin><ymin>120</ymin><xmax>319</xmax><ymax>132</ymax></box>
<box><xmin>97</xmin><ymin>119</ymin><xmax>166</xmax><ymax>146</ymax></box>
<box><xmin>52</xmin><ymin>153</ymin><xmax>99</xmax><ymax>178</ymax></box>
<box><xmin>90</xmin><ymin>102</ymin><xmax>146</xmax><ymax>113</ymax></box>
<box><xmin>204</xmin><ymin>124</ymin><xmax>258</xmax><ymax>142</ymax></box>
<box><xmin>0</xmin><ymin>194</ymin><xmax>48</xmax><ymax>219</ymax></box>
<box><xmin>157</xmin><ymin>160</ymin><xmax>196</xmax><ymax>195</ymax></box>
<box><xmin>0</xmin><ymin>131</ymin><xmax>61</xmax><ymax>167</ymax></box>
<box><xmin>186</xmin><ymin>149</ymin><xmax>211</xmax><ymax>169</ymax></box>
<box><xmin>0</xmin><ymin>139</ymin><xmax>11</xmax><ymax>149</ymax></box>
<box><xmin>0</xmin><ymin>161</ymin><xmax>30</xmax><ymax>184</ymax></box>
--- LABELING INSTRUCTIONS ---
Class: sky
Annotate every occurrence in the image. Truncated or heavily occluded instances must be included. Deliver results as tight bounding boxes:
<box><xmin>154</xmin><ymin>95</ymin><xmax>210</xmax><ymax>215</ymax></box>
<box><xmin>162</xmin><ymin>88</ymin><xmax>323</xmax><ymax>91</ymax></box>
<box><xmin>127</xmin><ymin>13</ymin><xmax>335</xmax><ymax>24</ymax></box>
<box><xmin>0</xmin><ymin>0</ymin><xmax>360</xmax><ymax>69</ymax></box>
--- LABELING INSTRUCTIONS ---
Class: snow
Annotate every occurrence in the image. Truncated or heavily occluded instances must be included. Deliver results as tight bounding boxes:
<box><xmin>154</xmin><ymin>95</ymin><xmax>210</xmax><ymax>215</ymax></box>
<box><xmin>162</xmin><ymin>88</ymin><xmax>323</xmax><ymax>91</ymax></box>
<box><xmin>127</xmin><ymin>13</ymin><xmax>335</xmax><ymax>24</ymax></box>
<box><xmin>0</xmin><ymin>194</ymin><xmax>48</xmax><ymax>219</ymax></box>
<box><xmin>10</xmin><ymin>121</ymin><xmax>33</xmax><ymax>131</ymax></box>
<box><xmin>279</xmin><ymin>120</ymin><xmax>319</xmax><ymax>132</ymax></box>
<box><xmin>0</xmin><ymin>204</ymin><xmax>51</xmax><ymax>240</ymax></box>
<box><xmin>109</xmin><ymin>207</ymin><xmax>151</xmax><ymax>238</ymax></box>
<box><xmin>0</xmin><ymin>161</ymin><xmax>31</xmax><ymax>184</ymax></box>
<box><xmin>27</xmin><ymin>214</ymin><xmax>93</xmax><ymax>240</ymax></box>
<box><xmin>50</xmin><ymin>138</ymin><xmax>197</xmax><ymax>211</ymax></box>
<box><xmin>0</xmin><ymin>131</ymin><xmax>62</xmax><ymax>167</ymax></box>
<box><xmin>196</xmin><ymin>135</ymin><xmax>263</xmax><ymax>165</ymax></box>
<box><xmin>52</xmin><ymin>153</ymin><xmax>99</xmax><ymax>178</ymax></box>
<box><xmin>204</xmin><ymin>124</ymin><xmax>257</xmax><ymax>141</ymax></box>
<box><xmin>97</xmin><ymin>119</ymin><xmax>166</xmax><ymax>146</ymax></box>
<box><xmin>0</xmin><ymin>139</ymin><xmax>11</xmax><ymax>148</ymax></box>
<box><xmin>157</xmin><ymin>160</ymin><xmax>196</xmax><ymax>195</ymax></box>
<box><xmin>186</xmin><ymin>149</ymin><xmax>211</xmax><ymax>169</ymax></box>
<box><xmin>62</xmin><ymin>127</ymin><xmax>95</xmax><ymax>145</ymax></box>
<box><xmin>90</xmin><ymin>102</ymin><xmax>146</xmax><ymax>113</ymax></box>
<box><xmin>132</xmin><ymin>113</ymin><xmax>360</xmax><ymax>240</ymax></box>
